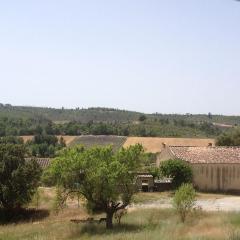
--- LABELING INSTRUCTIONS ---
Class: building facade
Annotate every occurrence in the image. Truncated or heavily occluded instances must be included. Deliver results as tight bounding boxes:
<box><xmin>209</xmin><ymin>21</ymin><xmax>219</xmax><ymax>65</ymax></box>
<box><xmin>158</xmin><ymin>145</ymin><xmax>240</xmax><ymax>193</ymax></box>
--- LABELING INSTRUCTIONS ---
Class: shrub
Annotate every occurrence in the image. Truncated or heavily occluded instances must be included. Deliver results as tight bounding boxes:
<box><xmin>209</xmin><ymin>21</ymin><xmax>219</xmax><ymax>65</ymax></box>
<box><xmin>173</xmin><ymin>183</ymin><xmax>196</xmax><ymax>222</ymax></box>
<box><xmin>160</xmin><ymin>159</ymin><xmax>192</xmax><ymax>188</ymax></box>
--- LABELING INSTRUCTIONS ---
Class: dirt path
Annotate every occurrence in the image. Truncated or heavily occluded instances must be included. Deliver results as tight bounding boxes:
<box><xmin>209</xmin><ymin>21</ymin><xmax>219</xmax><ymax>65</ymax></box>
<box><xmin>130</xmin><ymin>196</ymin><xmax>240</xmax><ymax>212</ymax></box>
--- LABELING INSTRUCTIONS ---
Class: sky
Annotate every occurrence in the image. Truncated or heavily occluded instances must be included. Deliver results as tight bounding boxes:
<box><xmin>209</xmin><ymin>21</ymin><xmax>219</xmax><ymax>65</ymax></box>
<box><xmin>0</xmin><ymin>0</ymin><xmax>240</xmax><ymax>115</ymax></box>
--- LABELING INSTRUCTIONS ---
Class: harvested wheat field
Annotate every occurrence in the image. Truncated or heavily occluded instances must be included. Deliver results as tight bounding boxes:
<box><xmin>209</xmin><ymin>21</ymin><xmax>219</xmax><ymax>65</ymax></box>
<box><xmin>123</xmin><ymin>137</ymin><xmax>216</xmax><ymax>153</ymax></box>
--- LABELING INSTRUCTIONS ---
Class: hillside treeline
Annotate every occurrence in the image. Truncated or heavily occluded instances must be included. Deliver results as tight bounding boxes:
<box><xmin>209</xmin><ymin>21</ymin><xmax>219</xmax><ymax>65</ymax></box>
<box><xmin>0</xmin><ymin>135</ymin><xmax>66</xmax><ymax>158</ymax></box>
<box><xmin>0</xmin><ymin>116</ymin><xmax>223</xmax><ymax>138</ymax></box>
<box><xmin>1</xmin><ymin>104</ymin><xmax>240</xmax><ymax>125</ymax></box>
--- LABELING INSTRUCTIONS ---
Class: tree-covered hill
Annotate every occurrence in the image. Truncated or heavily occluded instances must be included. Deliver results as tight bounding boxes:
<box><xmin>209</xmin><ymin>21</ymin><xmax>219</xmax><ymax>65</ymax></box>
<box><xmin>0</xmin><ymin>103</ymin><xmax>239</xmax><ymax>138</ymax></box>
<box><xmin>0</xmin><ymin>104</ymin><xmax>141</xmax><ymax>123</ymax></box>
<box><xmin>1</xmin><ymin>104</ymin><xmax>240</xmax><ymax>125</ymax></box>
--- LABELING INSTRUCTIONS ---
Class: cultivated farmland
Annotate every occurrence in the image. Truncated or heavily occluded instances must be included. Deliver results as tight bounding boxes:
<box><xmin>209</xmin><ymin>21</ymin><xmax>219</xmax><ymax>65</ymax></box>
<box><xmin>124</xmin><ymin>137</ymin><xmax>215</xmax><ymax>153</ymax></box>
<box><xmin>69</xmin><ymin>135</ymin><xmax>127</xmax><ymax>151</ymax></box>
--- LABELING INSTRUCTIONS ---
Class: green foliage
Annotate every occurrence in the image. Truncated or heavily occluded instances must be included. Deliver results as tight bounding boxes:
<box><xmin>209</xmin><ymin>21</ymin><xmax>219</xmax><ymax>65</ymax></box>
<box><xmin>47</xmin><ymin>144</ymin><xmax>144</xmax><ymax>228</ymax></box>
<box><xmin>173</xmin><ymin>183</ymin><xmax>196</xmax><ymax>222</ymax></box>
<box><xmin>0</xmin><ymin>136</ymin><xmax>24</xmax><ymax>144</ymax></box>
<box><xmin>31</xmin><ymin>188</ymin><xmax>41</xmax><ymax>209</ymax></box>
<box><xmin>52</xmin><ymin>187</ymin><xmax>67</xmax><ymax>214</ymax></box>
<box><xmin>0</xmin><ymin>144</ymin><xmax>42</xmax><ymax>210</ymax></box>
<box><xmin>217</xmin><ymin>128</ymin><xmax>240</xmax><ymax>146</ymax></box>
<box><xmin>0</xmin><ymin>104</ymin><xmax>233</xmax><ymax>138</ymax></box>
<box><xmin>26</xmin><ymin>134</ymin><xmax>66</xmax><ymax>157</ymax></box>
<box><xmin>148</xmin><ymin>166</ymin><xmax>161</xmax><ymax>180</ymax></box>
<box><xmin>142</xmin><ymin>152</ymin><xmax>157</xmax><ymax>167</ymax></box>
<box><xmin>160</xmin><ymin>159</ymin><xmax>192</xmax><ymax>188</ymax></box>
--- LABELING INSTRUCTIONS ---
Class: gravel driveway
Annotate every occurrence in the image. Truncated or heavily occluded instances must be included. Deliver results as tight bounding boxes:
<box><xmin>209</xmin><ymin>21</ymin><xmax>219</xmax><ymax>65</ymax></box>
<box><xmin>130</xmin><ymin>196</ymin><xmax>240</xmax><ymax>212</ymax></box>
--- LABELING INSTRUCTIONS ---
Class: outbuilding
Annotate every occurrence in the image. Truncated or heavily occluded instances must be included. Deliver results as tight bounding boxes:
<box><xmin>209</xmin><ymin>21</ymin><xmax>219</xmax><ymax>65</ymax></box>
<box><xmin>157</xmin><ymin>145</ymin><xmax>240</xmax><ymax>193</ymax></box>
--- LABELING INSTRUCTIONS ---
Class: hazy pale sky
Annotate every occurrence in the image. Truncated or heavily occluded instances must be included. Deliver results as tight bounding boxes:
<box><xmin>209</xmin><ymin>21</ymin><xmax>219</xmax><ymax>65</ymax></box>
<box><xmin>0</xmin><ymin>1</ymin><xmax>239</xmax><ymax>114</ymax></box>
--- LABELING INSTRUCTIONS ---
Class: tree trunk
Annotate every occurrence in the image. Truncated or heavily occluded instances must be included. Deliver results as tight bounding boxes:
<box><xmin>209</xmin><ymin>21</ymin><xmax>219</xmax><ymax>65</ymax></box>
<box><xmin>106</xmin><ymin>210</ymin><xmax>114</xmax><ymax>229</ymax></box>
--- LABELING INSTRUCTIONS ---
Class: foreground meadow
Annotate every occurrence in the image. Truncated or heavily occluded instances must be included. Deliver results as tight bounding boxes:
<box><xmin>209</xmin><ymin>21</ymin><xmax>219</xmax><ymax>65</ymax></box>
<box><xmin>0</xmin><ymin>188</ymin><xmax>240</xmax><ymax>240</ymax></box>
<box><xmin>1</xmin><ymin>208</ymin><xmax>240</xmax><ymax>240</ymax></box>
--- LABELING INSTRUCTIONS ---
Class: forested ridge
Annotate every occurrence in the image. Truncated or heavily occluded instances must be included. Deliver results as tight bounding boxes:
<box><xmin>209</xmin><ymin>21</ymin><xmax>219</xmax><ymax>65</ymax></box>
<box><xmin>0</xmin><ymin>103</ymin><xmax>239</xmax><ymax>138</ymax></box>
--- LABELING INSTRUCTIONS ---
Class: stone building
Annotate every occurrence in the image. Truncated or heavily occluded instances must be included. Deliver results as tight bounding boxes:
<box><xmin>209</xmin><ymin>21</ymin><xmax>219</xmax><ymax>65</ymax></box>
<box><xmin>136</xmin><ymin>174</ymin><xmax>154</xmax><ymax>192</ymax></box>
<box><xmin>157</xmin><ymin>145</ymin><xmax>240</xmax><ymax>193</ymax></box>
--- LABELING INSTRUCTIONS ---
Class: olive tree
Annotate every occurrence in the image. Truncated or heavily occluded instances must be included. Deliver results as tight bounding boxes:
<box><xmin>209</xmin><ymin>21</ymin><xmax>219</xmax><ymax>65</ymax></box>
<box><xmin>46</xmin><ymin>144</ymin><xmax>144</xmax><ymax>229</ymax></box>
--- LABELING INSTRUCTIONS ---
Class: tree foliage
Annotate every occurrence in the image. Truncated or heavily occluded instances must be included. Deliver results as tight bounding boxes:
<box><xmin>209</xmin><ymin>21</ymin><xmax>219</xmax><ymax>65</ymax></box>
<box><xmin>173</xmin><ymin>183</ymin><xmax>196</xmax><ymax>222</ymax></box>
<box><xmin>0</xmin><ymin>112</ymin><xmax>225</xmax><ymax>138</ymax></box>
<box><xmin>216</xmin><ymin>128</ymin><xmax>240</xmax><ymax>146</ymax></box>
<box><xmin>26</xmin><ymin>134</ymin><xmax>66</xmax><ymax>157</ymax></box>
<box><xmin>160</xmin><ymin>159</ymin><xmax>192</xmax><ymax>188</ymax></box>
<box><xmin>0</xmin><ymin>144</ymin><xmax>42</xmax><ymax>210</ymax></box>
<box><xmin>148</xmin><ymin>166</ymin><xmax>161</xmax><ymax>180</ymax></box>
<box><xmin>46</xmin><ymin>144</ymin><xmax>144</xmax><ymax>229</ymax></box>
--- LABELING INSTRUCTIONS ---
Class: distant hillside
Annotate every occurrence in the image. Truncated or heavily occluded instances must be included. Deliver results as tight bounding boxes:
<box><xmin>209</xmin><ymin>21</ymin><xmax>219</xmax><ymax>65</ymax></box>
<box><xmin>0</xmin><ymin>103</ymin><xmax>240</xmax><ymax>125</ymax></box>
<box><xmin>0</xmin><ymin>103</ymin><xmax>239</xmax><ymax>138</ymax></box>
<box><xmin>0</xmin><ymin>104</ymin><xmax>141</xmax><ymax>123</ymax></box>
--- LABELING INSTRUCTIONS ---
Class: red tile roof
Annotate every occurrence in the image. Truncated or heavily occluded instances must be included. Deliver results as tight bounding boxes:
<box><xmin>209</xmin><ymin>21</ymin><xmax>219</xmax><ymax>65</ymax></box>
<box><xmin>169</xmin><ymin>147</ymin><xmax>240</xmax><ymax>164</ymax></box>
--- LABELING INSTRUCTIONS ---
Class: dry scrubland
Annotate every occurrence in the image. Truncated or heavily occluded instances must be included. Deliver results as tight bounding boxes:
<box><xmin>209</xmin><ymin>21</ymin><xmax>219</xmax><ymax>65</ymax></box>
<box><xmin>1</xmin><ymin>188</ymin><xmax>240</xmax><ymax>240</ymax></box>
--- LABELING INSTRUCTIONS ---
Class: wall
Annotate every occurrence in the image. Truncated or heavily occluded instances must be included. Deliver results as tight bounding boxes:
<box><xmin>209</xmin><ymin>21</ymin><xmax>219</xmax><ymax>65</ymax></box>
<box><xmin>136</xmin><ymin>176</ymin><xmax>154</xmax><ymax>192</ymax></box>
<box><xmin>156</xmin><ymin>146</ymin><xmax>175</xmax><ymax>167</ymax></box>
<box><xmin>191</xmin><ymin>163</ymin><xmax>240</xmax><ymax>193</ymax></box>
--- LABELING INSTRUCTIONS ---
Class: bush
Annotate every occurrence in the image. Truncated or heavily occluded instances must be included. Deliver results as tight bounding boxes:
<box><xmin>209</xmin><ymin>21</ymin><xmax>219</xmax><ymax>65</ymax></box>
<box><xmin>0</xmin><ymin>144</ymin><xmax>42</xmax><ymax>210</ymax></box>
<box><xmin>160</xmin><ymin>159</ymin><xmax>192</xmax><ymax>188</ymax></box>
<box><xmin>173</xmin><ymin>183</ymin><xmax>196</xmax><ymax>222</ymax></box>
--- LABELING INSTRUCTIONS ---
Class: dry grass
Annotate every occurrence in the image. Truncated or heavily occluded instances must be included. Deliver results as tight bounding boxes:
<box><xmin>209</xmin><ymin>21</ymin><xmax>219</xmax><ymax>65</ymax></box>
<box><xmin>132</xmin><ymin>191</ymin><xmax>173</xmax><ymax>204</ymax></box>
<box><xmin>0</xmin><ymin>208</ymin><xmax>237</xmax><ymax>240</ymax></box>
<box><xmin>57</xmin><ymin>136</ymin><xmax>77</xmax><ymax>145</ymax></box>
<box><xmin>0</xmin><ymin>188</ymin><xmax>239</xmax><ymax>240</ymax></box>
<box><xmin>123</xmin><ymin>137</ymin><xmax>216</xmax><ymax>153</ymax></box>
<box><xmin>20</xmin><ymin>135</ymin><xmax>34</xmax><ymax>143</ymax></box>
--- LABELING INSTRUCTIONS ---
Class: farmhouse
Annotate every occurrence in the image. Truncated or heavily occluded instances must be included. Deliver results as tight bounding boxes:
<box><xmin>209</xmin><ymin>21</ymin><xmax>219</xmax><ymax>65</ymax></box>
<box><xmin>158</xmin><ymin>145</ymin><xmax>240</xmax><ymax>193</ymax></box>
